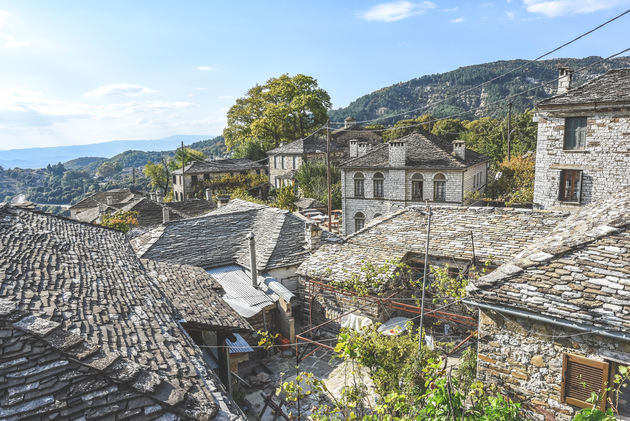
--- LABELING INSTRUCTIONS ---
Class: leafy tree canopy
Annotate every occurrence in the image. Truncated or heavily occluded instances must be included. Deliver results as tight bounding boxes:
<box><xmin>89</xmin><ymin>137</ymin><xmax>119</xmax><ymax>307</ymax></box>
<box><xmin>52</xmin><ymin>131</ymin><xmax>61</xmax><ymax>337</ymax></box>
<box><xmin>96</xmin><ymin>161</ymin><xmax>122</xmax><ymax>178</ymax></box>
<box><xmin>295</xmin><ymin>159</ymin><xmax>341</xmax><ymax>210</ymax></box>
<box><xmin>223</xmin><ymin>74</ymin><xmax>331</xmax><ymax>154</ymax></box>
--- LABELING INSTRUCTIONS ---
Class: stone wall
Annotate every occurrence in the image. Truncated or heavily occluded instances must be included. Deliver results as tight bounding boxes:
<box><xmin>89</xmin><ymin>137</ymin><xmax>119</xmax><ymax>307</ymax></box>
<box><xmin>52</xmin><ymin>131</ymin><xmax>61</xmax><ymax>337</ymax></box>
<box><xmin>269</xmin><ymin>154</ymin><xmax>303</xmax><ymax>187</ymax></box>
<box><xmin>477</xmin><ymin>309</ymin><xmax>630</xmax><ymax>420</ymax></box>
<box><xmin>533</xmin><ymin>111</ymin><xmax>630</xmax><ymax>210</ymax></box>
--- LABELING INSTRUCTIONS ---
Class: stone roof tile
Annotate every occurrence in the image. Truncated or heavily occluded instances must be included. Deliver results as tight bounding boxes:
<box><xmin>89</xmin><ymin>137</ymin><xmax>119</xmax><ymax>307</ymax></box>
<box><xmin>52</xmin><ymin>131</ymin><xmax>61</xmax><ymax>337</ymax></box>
<box><xmin>538</xmin><ymin>68</ymin><xmax>630</xmax><ymax>107</ymax></box>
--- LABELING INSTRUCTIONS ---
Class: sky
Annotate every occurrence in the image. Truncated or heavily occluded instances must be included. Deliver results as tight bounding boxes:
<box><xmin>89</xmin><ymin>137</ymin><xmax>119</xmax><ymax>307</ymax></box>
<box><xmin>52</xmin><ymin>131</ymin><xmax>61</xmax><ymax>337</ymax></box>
<box><xmin>0</xmin><ymin>0</ymin><xmax>629</xmax><ymax>150</ymax></box>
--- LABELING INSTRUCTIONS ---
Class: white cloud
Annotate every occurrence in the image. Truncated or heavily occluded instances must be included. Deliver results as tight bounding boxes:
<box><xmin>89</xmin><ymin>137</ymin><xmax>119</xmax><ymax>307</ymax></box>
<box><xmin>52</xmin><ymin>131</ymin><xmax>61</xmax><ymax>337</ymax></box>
<box><xmin>523</xmin><ymin>0</ymin><xmax>630</xmax><ymax>17</ymax></box>
<box><xmin>449</xmin><ymin>17</ymin><xmax>465</xmax><ymax>23</ymax></box>
<box><xmin>0</xmin><ymin>10</ymin><xmax>10</xmax><ymax>27</ymax></box>
<box><xmin>506</xmin><ymin>10</ymin><xmax>516</xmax><ymax>18</ymax></box>
<box><xmin>359</xmin><ymin>1</ymin><xmax>437</xmax><ymax>22</ymax></box>
<box><xmin>196</xmin><ymin>66</ymin><xmax>214</xmax><ymax>71</ymax></box>
<box><xmin>1</xmin><ymin>34</ymin><xmax>31</xmax><ymax>48</ymax></box>
<box><xmin>84</xmin><ymin>83</ymin><xmax>157</xmax><ymax>97</ymax></box>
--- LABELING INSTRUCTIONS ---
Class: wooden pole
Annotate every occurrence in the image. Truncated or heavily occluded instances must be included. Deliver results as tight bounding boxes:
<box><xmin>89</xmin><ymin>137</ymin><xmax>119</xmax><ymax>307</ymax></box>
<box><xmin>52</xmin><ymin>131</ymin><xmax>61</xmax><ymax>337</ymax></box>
<box><xmin>507</xmin><ymin>102</ymin><xmax>512</xmax><ymax>161</ymax></box>
<box><xmin>326</xmin><ymin>120</ymin><xmax>332</xmax><ymax>232</ymax></box>
<box><xmin>181</xmin><ymin>141</ymin><xmax>186</xmax><ymax>202</ymax></box>
<box><xmin>418</xmin><ymin>203</ymin><xmax>432</xmax><ymax>354</ymax></box>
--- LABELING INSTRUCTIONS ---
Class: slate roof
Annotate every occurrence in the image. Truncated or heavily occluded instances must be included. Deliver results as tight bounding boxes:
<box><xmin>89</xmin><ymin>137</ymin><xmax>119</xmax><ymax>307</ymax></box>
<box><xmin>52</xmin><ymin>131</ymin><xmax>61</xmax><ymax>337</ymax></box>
<box><xmin>172</xmin><ymin>158</ymin><xmax>265</xmax><ymax>175</ymax></box>
<box><xmin>132</xmin><ymin>199</ymin><xmax>341</xmax><ymax>271</ymax></box>
<box><xmin>0</xmin><ymin>204</ymin><xmax>245</xmax><ymax>420</ymax></box>
<box><xmin>143</xmin><ymin>260</ymin><xmax>252</xmax><ymax>333</ymax></box>
<box><xmin>295</xmin><ymin>197</ymin><xmax>326</xmax><ymax>210</ymax></box>
<box><xmin>119</xmin><ymin>197</ymin><xmax>215</xmax><ymax>227</ymax></box>
<box><xmin>538</xmin><ymin>68</ymin><xmax>630</xmax><ymax>108</ymax></box>
<box><xmin>338</xmin><ymin>132</ymin><xmax>489</xmax><ymax>169</ymax></box>
<box><xmin>266</xmin><ymin>126</ymin><xmax>382</xmax><ymax>156</ymax></box>
<box><xmin>298</xmin><ymin>205</ymin><xmax>568</xmax><ymax>284</ymax></box>
<box><xmin>467</xmin><ymin>188</ymin><xmax>630</xmax><ymax>335</ymax></box>
<box><xmin>69</xmin><ymin>188</ymin><xmax>145</xmax><ymax>211</ymax></box>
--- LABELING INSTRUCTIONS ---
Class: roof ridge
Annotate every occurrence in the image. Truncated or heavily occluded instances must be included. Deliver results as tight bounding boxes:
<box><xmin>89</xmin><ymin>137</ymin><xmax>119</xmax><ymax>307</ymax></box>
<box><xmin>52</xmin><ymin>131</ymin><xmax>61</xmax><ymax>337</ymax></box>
<box><xmin>344</xmin><ymin>208</ymin><xmax>409</xmax><ymax>241</ymax></box>
<box><xmin>0</xmin><ymin>298</ymin><xmax>214</xmax><ymax>419</ymax></box>
<box><xmin>538</xmin><ymin>67</ymin><xmax>630</xmax><ymax>106</ymax></box>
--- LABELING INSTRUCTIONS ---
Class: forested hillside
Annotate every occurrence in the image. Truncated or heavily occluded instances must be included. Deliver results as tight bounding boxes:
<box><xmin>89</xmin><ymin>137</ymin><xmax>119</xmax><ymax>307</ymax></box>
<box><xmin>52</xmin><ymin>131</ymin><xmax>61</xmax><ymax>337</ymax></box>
<box><xmin>329</xmin><ymin>56</ymin><xmax>630</xmax><ymax>123</ymax></box>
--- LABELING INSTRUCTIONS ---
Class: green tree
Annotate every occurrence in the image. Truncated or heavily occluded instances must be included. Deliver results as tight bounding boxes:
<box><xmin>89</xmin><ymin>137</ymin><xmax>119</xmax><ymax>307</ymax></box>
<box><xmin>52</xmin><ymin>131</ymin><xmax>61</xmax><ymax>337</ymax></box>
<box><xmin>274</xmin><ymin>184</ymin><xmax>297</xmax><ymax>212</ymax></box>
<box><xmin>100</xmin><ymin>210</ymin><xmax>139</xmax><ymax>233</ymax></box>
<box><xmin>96</xmin><ymin>161</ymin><xmax>122</xmax><ymax>178</ymax></box>
<box><xmin>295</xmin><ymin>159</ymin><xmax>341</xmax><ymax>209</ymax></box>
<box><xmin>144</xmin><ymin>160</ymin><xmax>170</xmax><ymax>193</ymax></box>
<box><xmin>231</xmin><ymin>138</ymin><xmax>267</xmax><ymax>161</ymax></box>
<box><xmin>223</xmin><ymin>74</ymin><xmax>331</xmax><ymax>153</ymax></box>
<box><xmin>168</xmin><ymin>147</ymin><xmax>206</xmax><ymax>171</ymax></box>
<box><xmin>431</xmin><ymin>118</ymin><xmax>467</xmax><ymax>140</ymax></box>
<box><xmin>383</xmin><ymin>114</ymin><xmax>434</xmax><ymax>141</ymax></box>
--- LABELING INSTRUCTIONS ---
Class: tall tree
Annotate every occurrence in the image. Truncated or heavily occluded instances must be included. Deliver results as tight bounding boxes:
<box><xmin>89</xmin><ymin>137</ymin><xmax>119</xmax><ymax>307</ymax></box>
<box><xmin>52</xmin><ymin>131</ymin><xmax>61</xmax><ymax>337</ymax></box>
<box><xmin>167</xmin><ymin>147</ymin><xmax>206</xmax><ymax>171</ymax></box>
<box><xmin>144</xmin><ymin>160</ymin><xmax>169</xmax><ymax>193</ymax></box>
<box><xmin>223</xmin><ymin>74</ymin><xmax>331</xmax><ymax>155</ymax></box>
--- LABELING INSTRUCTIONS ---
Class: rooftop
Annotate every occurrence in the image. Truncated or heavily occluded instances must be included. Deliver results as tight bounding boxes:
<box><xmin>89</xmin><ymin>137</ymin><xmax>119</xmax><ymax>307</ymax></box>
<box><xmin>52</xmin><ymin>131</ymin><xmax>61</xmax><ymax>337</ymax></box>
<box><xmin>338</xmin><ymin>131</ymin><xmax>489</xmax><ymax>170</ymax></box>
<box><xmin>467</xmin><ymin>188</ymin><xmax>630</xmax><ymax>336</ymax></box>
<box><xmin>69</xmin><ymin>188</ymin><xmax>144</xmax><ymax>211</ymax></box>
<box><xmin>538</xmin><ymin>68</ymin><xmax>630</xmax><ymax>108</ymax></box>
<box><xmin>172</xmin><ymin>158</ymin><xmax>266</xmax><ymax>175</ymax></box>
<box><xmin>0</xmin><ymin>204</ymin><xmax>245</xmax><ymax>419</ymax></box>
<box><xmin>298</xmin><ymin>205</ymin><xmax>568</xmax><ymax>284</ymax></box>
<box><xmin>132</xmin><ymin>199</ymin><xmax>341</xmax><ymax>271</ymax></box>
<box><xmin>266</xmin><ymin>126</ymin><xmax>382</xmax><ymax>156</ymax></box>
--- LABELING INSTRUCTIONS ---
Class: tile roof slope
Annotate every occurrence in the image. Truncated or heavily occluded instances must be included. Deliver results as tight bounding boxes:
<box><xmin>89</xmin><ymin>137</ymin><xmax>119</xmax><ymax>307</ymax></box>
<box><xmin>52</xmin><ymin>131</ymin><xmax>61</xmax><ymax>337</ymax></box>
<box><xmin>143</xmin><ymin>259</ymin><xmax>252</xmax><ymax>333</ymax></box>
<box><xmin>119</xmin><ymin>197</ymin><xmax>215</xmax><ymax>227</ymax></box>
<box><xmin>338</xmin><ymin>131</ymin><xmax>489</xmax><ymax>169</ymax></box>
<box><xmin>267</xmin><ymin>126</ymin><xmax>382</xmax><ymax>155</ymax></box>
<box><xmin>69</xmin><ymin>188</ymin><xmax>145</xmax><ymax>211</ymax></box>
<box><xmin>0</xmin><ymin>205</ymin><xmax>244</xmax><ymax>420</ymax></box>
<box><xmin>132</xmin><ymin>199</ymin><xmax>339</xmax><ymax>271</ymax></box>
<box><xmin>298</xmin><ymin>206</ymin><xmax>568</xmax><ymax>283</ymax></box>
<box><xmin>538</xmin><ymin>68</ymin><xmax>630</xmax><ymax>107</ymax></box>
<box><xmin>172</xmin><ymin>158</ymin><xmax>265</xmax><ymax>175</ymax></box>
<box><xmin>467</xmin><ymin>187</ymin><xmax>630</xmax><ymax>334</ymax></box>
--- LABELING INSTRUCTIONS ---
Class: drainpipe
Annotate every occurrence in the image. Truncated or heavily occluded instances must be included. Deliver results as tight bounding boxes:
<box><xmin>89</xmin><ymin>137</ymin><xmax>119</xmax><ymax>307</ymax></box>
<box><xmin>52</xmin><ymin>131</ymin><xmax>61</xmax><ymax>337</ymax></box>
<box><xmin>247</xmin><ymin>232</ymin><xmax>258</xmax><ymax>288</ymax></box>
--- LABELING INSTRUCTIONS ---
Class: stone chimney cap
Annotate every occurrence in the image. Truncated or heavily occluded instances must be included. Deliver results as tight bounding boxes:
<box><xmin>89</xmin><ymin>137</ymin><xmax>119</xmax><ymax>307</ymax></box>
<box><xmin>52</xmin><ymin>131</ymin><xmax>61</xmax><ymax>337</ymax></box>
<box><xmin>246</xmin><ymin>231</ymin><xmax>255</xmax><ymax>240</ymax></box>
<box><xmin>345</xmin><ymin>116</ymin><xmax>356</xmax><ymax>121</ymax></box>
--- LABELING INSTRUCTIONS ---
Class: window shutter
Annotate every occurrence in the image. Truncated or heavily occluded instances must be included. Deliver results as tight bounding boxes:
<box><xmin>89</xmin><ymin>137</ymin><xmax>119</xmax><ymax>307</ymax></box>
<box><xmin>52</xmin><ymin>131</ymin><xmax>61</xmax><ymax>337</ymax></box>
<box><xmin>561</xmin><ymin>354</ymin><xmax>609</xmax><ymax>410</ymax></box>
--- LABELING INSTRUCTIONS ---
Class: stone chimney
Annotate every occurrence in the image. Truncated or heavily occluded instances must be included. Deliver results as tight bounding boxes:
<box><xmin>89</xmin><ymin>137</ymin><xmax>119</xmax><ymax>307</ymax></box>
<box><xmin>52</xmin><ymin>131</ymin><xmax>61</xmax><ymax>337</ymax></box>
<box><xmin>305</xmin><ymin>222</ymin><xmax>322</xmax><ymax>251</ymax></box>
<box><xmin>162</xmin><ymin>207</ymin><xmax>170</xmax><ymax>224</ymax></box>
<box><xmin>349</xmin><ymin>140</ymin><xmax>358</xmax><ymax>158</ymax></box>
<box><xmin>205</xmin><ymin>188</ymin><xmax>213</xmax><ymax>201</ymax></box>
<box><xmin>452</xmin><ymin>140</ymin><xmax>465</xmax><ymax>160</ymax></box>
<box><xmin>557</xmin><ymin>67</ymin><xmax>574</xmax><ymax>95</ymax></box>
<box><xmin>106</xmin><ymin>196</ymin><xmax>113</xmax><ymax>205</ymax></box>
<box><xmin>156</xmin><ymin>191</ymin><xmax>163</xmax><ymax>203</ymax></box>
<box><xmin>246</xmin><ymin>232</ymin><xmax>258</xmax><ymax>288</ymax></box>
<box><xmin>389</xmin><ymin>142</ymin><xmax>407</xmax><ymax>167</ymax></box>
<box><xmin>344</xmin><ymin>116</ymin><xmax>356</xmax><ymax>129</ymax></box>
<box><xmin>216</xmin><ymin>194</ymin><xmax>230</xmax><ymax>207</ymax></box>
<box><xmin>357</xmin><ymin>142</ymin><xmax>370</xmax><ymax>157</ymax></box>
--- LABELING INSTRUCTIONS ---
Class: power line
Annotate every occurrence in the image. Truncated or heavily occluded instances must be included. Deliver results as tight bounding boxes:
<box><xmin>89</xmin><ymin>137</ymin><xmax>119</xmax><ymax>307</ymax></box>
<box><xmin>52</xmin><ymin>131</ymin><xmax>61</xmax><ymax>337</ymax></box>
<box><xmin>332</xmin><ymin>9</ymin><xmax>630</xmax><ymax>125</ymax></box>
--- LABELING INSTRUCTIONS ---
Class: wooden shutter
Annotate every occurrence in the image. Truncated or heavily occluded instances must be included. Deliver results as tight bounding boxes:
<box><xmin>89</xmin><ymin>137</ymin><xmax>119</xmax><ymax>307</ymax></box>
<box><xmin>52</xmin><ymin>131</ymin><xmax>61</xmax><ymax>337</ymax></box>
<box><xmin>561</xmin><ymin>354</ymin><xmax>609</xmax><ymax>410</ymax></box>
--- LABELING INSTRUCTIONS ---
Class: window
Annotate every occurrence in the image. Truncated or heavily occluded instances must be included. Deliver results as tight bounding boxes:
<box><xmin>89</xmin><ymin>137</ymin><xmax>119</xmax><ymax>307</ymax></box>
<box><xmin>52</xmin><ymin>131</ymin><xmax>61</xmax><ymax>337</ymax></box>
<box><xmin>609</xmin><ymin>361</ymin><xmax>630</xmax><ymax>418</ymax></box>
<box><xmin>293</xmin><ymin>156</ymin><xmax>298</xmax><ymax>169</ymax></box>
<box><xmin>559</xmin><ymin>169</ymin><xmax>582</xmax><ymax>203</ymax></box>
<box><xmin>562</xmin><ymin>354</ymin><xmax>609</xmax><ymax>410</ymax></box>
<box><xmin>564</xmin><ymin>117</ymin><xmax>587</xmax><ymax>150</ymax></box>
<box><xmin>191</xmin><ymin>175</ymin><xmax>198</xmax><ymax>185</ymax></box>
<box><xmin>412</xmin><ymin>173</ymin><xmax>423</xmax><ymax>200</ymax></box>
<box><xmin>204</xmin><ymin>173</ymin><xmax>210</xmax><ymax>181</ymax></box>
<box><xmin>172</xmin><ymin>175</ymin><xmax>177</xmax><ymax>185</ymax></box>
<box><xmin>274</xmin><ymin>156</ymin><xmax>278</xmax><ymax>169</ymax></box>
<box><xmin>434</xmin><ymin>173</ymin><xmax>446</xmax><ymax>202</ymax></box>
<box><xmin>373</xmin><ymin>173</ymin><xmax>384</xmax><ymax>198</ymax></box>
<box><xmin>373</xmin><ymin>213</ymin><xmax>382</xmax><ymax>218</ymax></box>
<box><xmin>354</xmin><ymin>212</ymin><xmax>365</xmax><ymax>232</ymax></box>
<box><xmin>281</xmin><ymin>156</ymin><xmax>285</xmax><ymax>169</ymax></box>
<box><xmin>354</xmin><ymin>172</ymin><xmax>365</xmax><ymax>197</ymax></box>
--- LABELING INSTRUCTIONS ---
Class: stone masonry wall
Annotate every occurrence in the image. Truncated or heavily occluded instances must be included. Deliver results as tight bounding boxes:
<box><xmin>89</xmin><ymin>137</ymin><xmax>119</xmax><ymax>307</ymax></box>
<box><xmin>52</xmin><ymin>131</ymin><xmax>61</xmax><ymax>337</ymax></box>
<box><xmin>533</xmin><ymin>111</ymin><xmax>630</xmax><ymax>210</ymax></box>
<box><xmin>477</xmin><ymin>310</ymin><xmax>630</xmax><ymax>420</ymax></box>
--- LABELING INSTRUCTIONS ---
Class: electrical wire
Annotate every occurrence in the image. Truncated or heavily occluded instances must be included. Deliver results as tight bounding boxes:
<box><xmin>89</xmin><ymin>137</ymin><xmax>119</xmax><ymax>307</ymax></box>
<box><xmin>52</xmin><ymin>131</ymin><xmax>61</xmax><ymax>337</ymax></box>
<box><xmin>330</xmin><ymin>9</ymin><xmax>630</xmax><ymax>125</ymax></box>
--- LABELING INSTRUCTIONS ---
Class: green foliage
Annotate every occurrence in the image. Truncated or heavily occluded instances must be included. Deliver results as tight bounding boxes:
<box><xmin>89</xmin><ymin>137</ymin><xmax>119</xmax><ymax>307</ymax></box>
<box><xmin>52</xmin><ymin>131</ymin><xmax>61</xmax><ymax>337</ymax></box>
<box><xmin>466</xmin><ymin>154</ymin><xmax>535</xmax><ymax>206</ymax></box>
<box><xmin>100</xmin><ymin>210</ymin><xmax>139</xmax><ymax>233</ymax></box>
<box><xmin>143</xmin><ymin>160</ymin><xmax>170</xmax><ymax>193</ymax></box>
<box><xmin>223</xmin><ymin>73</ymin><xmax>331</xmax><ymax>154</ymax></box>
<box><xmin>256</xmin><ymin>330</ymin><xmax>279</xmax><ymax>350</ymax></box>
<box><xmin>274</xmin><ymin>184</ymin><xmax>298</xmax><ymax>212</ymax></box>
<box><xmin>431</xmin><ymin>118</ymin><xmax>467</xmax><ymax>140</ymax></box>
<box><xmin>168</xmin><ymin>147</ymin><xmax>206</xmax><ymax>171</ymax></box>
<box><xmin>96</xmin><ymin>161</ymin><xmax>122</xmax><ymax>178</ymax></box>
<box><xmin>295</xmin><ymin>159</ymin><xmax>341</xmax><ymax>209</ymax></box>
<box><xmin>231</xmin><ymin>138</ymin><xmax>268</xmax><ymax>160</ymax></box>
<box><xmin>329</xmin><ymin>260</ymin><xmax>414</xmax><ymax>296</ymax></box>
<box><xmin>230</xmin><ymin>187</ymin><xmax>268</xmax><ymax>206</ymax></box>
<box><xmin>429</xmin><ymin>261</ymin><xmax>491</xmax><ymax>304</ymax></box>
<box><xmin>572</xmin><ymin>364</ymin><xmax>630</xmax><ymax>421</ymax></box>
<box><xmin>382</xmin><ymin>114</ymin><xmax>434</xmax><ymax>142</ymax></box>
<box><xmin>188</xmin><ymin>136</ymin><xmax>226</xmax><ymax>157</ymax></box>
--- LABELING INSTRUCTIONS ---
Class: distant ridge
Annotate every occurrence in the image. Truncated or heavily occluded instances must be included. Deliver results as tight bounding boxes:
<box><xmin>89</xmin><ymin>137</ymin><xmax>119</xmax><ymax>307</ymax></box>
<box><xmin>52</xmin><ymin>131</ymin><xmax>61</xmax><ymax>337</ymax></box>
<box><xmin>329</xmin><ymin>56</ymin><xmax>630</xmax><ymax>123</ymax></box>
<box><xmin>0</xmin><ymin>135</ymin><xmax>212</xmax><ymax>169</ymax></box>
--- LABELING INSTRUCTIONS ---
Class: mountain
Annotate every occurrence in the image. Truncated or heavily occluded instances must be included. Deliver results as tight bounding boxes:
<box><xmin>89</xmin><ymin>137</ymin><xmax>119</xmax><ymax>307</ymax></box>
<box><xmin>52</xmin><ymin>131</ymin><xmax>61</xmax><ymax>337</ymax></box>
<box><xmin>329</xmin><ymin>56</ymin><xmax>630</xmax><ymax>123</ymax></box>
<box><xmin>0</xmin><ymin>134</ymin><xmax>212</xmax><ymax>169</ymax></box>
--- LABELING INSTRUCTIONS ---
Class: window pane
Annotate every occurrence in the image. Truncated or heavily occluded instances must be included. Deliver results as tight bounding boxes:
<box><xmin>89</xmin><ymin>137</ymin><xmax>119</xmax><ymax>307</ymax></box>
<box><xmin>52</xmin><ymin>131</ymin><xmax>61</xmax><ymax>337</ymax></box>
<box><xmin>412</xmin><ymin>181</ymin><xmax>423</xmax><ymax>200</ymax></box>
<box><xmin>374</xmin><ymin>179</ymin><xmax>383</xmax><ymax>197</ymax></box>
<box><xmin>564</xmin><ymin>117</ymin><xmax>587</xmax><ymax>150</ymax></box>
<box><xmin>355</xmin><ymin>180</ymin><xmax>364</xmax><ymax>197</ymax></box>
<box><xmin>434</xmin><ymin>181</ymin><xmax>446</xmax><ymax>201</ymax></box>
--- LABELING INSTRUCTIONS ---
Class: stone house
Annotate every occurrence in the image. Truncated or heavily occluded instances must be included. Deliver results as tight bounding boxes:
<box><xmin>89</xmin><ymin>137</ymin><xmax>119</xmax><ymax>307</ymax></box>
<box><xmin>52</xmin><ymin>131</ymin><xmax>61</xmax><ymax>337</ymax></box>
<box><xmin>297</xmin><ymin>204</ymin><xmax>567</xmax><ymax>335</ymax></box>
<box><xmin>339</xmin><ymin>132</ymin><xmax>490</xmax><ymax>235</ymax></box>
<box><xmin>466</xmin><ymin>189</ymin><xmax>630</xmax><ymax>420</ymax></box>
<box><xmin>172</xmin><ymin>158</ymin><xmax>267</xmax><ymax>202</ymax></box>
<box><xmin>131</xmin><ymin>199</ymin><xmax>341</xmax><ymax>342</ymax></box>
<box><xmin>266</xmin><ymin>122</ymin><xmax>382</xmax><ymax>189</ymax></box>
<box><xmin>533</xmin><ymin>67</ymin><xmax>630</xmax><ymax>210</ymax></box>
<box><xmin>68</xmin><ymin>187</ymin><xmax>144</xmax><ymax>220</ymax></box>
<box><xmin>0</xmin><ymin>204</ymin><xmax>250</xmax><ymax>419</ymax></box>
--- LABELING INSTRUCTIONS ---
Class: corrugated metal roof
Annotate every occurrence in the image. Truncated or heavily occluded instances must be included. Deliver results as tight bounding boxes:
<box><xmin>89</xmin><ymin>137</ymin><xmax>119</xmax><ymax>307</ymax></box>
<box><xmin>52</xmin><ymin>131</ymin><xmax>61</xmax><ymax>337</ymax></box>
<box><xmin>226</xmin><ymin>333</ymin><xmax>254</xmax><ymax>353</ymax></box>
<box><xmin>262</xmin><ymin>274</ymin><xmax>295</xmax><ymax>303</ymax></box>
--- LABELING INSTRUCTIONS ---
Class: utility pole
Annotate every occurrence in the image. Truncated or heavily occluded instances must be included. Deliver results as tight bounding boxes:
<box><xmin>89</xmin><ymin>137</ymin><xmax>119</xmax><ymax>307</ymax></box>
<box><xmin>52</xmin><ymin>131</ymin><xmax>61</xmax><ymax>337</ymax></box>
<box><xmin>326</xmin><ymin>120</ymin><xmax>332</xmax><ymax>232</ymax></box>
<box><xmin>507</xmin><ymin>102</ymin><xmax>512</xmax><ymax>161</ymax></box>
<box><xmin>181</xmin><ymin>141</ymin><xmax>186</xmax><ymax>202</ymax></box>
<box><xmin>132</xmin><ymin>167</ymin><xmax>136</xmax><ymax>185</ymax></box>
<box><xmin>418</xmin><ymin>203</ymin><xmax>432</xmax><ymax>354</ymax></box>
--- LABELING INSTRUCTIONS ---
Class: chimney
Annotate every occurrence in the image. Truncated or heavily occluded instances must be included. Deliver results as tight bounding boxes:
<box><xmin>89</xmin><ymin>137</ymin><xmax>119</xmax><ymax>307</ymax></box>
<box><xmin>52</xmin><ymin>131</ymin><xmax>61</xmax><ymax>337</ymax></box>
<box><xmin>349</xmin><ymin>140</ymin><xmax>358</xmax><ymax>158</ymax></box>
<box><xmin>216</xmin><ymin>194</ymin><xmax>230</xmax><ymax>207</ymax></box>
<box><xmin>452</xmin><ymin>140</ymin><xmax>465</xmax><ymax>160</ymax></box>
<box><xmin>344</xmin><ymin>116</ymin><xmax>356</xmax><ymax>129</ymax></box>
<box><xmin>246</xmin><ymin>232</ymin><xmax>258</xmax><ymax>288</ymax></box>
<box><xmin>557</xmin><ymin>67</ymin><xmax>574</xmax><ymax>95</ymax></box>
<box><xmin>305</xmin><ymin>222</ymin><xmax>322</xmax><ymax>251</ymax></box>
<box><xmin>106</xmin><ymin>196</ymin><xmax>113</xmax><ymax>205</ymax></box>
<box><xmin>357</xmin><ymin>142</ymin><xmax>370</xmax><ymax>157</ymax></box>
<box><xmin>388</xmin><ymin>142</ymin><xmax>407</xmax><ymax>167</ymax></box>
<box><xmin>205</xmin><ymin>188</ymin><xmax>213</xmax><ymax>201</ymax></box>
<box><xmin>155</xmin><ymin>191</ymin><xmax>162</xmax><ymax>203</ymax></box>
<box><xmin>162</xmin><ymin>207</ymin><xmax>170</xmax><ymax>224</ymax></box>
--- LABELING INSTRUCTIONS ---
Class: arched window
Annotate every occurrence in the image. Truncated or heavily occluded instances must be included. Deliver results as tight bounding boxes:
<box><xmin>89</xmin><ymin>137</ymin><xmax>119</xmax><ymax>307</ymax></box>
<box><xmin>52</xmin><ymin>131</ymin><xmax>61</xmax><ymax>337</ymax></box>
<box><xmin>373</xmin><ymin>213</ymin><xmax>382</xmax><ymax>219</ymax></box>
<box><xmin>411</xmin><ymin>173</ymin><xmax>423</xmax><ymax>200</ymax></box>
<box><xmin>354</xmin><ymin>172</ymin><xmax>365</xmax><ymax>197</ymax></box>
<box><xmin>354</xmin><ymin>212</ymin><xmax>365</xmax><ymax>232</ymax></box>
<box><xmin>373</xmin><ymin>172</ymin><xmax>384</xmax><ymax>198</ymax></box>
<box><xmin>434</xmin><ymin>173</ymin><xmax>446</xmax><ymax>202</ymax></box>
